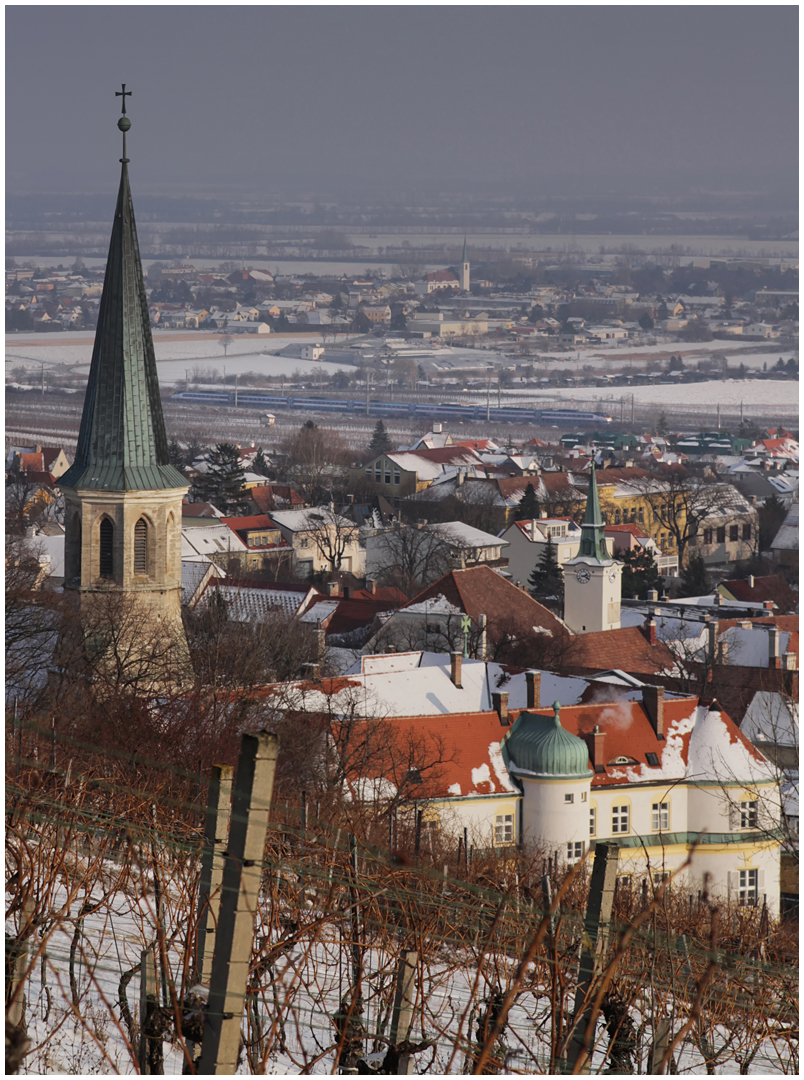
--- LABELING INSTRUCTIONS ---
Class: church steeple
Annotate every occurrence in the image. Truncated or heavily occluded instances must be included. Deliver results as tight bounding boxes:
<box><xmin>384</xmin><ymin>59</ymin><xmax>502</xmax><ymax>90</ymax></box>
<box><xmin>60</xmin><ymin>87</ymin><xmax>185</xmax><ymax>494</ymax></box>
<box><xmin>460</xmin><ymin>234</ymin><xmax>470</xmax><ymax>292</ymax></box>
<box><xmin>59</xmin><ymin>89</ymin><xmax>190</xmax><ymax>680</ymax></box>
<box><xmin>577</xmin><ymin>463</ymin><xmax>610</xmax><ymax>563</ymax></box>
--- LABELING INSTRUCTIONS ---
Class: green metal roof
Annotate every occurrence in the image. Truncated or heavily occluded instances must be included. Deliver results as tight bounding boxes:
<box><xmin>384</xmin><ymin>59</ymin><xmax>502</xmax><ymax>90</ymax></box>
<box><xmin>576</xmin><ymin>463</ymin><xmax>609</xmax><ymax>562</ymax></box>
<box><xmin>505</xmin><ymin>702</ymin><xmax>593</xmax><ymax>780</ymax></box>
<box><xmin>60</xmin><ymin>150</ymin><xmax>185</xmax><ymax>493</ymax></box>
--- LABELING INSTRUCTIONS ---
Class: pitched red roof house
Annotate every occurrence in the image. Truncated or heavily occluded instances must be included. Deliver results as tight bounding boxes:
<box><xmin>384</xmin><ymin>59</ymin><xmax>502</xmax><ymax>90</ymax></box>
<box><xmin>250</xmin><ymin>484</ymin><xmax>306</xmax><ymax>513</ymax></box>
<box><xmin>718</xmin><ymin>575</ymin><xmax>798</xmax><ymax>615</ymax></box>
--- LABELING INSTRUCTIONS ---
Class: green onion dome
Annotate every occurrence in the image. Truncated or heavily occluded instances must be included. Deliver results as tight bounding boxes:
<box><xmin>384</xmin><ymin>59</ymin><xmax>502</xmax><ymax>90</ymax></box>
<box><xmin>505</xmin><ymin>702</ymin><xmax>592</xmax><ymax>779</ymax></box>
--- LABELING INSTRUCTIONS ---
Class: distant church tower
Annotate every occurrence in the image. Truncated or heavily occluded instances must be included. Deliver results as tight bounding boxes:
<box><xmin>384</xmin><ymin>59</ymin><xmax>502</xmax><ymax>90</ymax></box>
<box><xmin>460</xmin><ymin>235</ymin><xmax>470</xmax><ymax>292</ymax></box>
<box><xmin>59</xmin><ymin>87</ymin><xmax>190</xmax><ymax>667</ymax></box>
<box><xmin>563</xmin><ymin>464</ymin><xmax>622</xmax><ymax>634</ymax></box>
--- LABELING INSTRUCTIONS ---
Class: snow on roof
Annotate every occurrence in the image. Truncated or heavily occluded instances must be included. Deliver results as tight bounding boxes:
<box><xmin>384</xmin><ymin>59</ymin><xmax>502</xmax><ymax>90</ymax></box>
<box><xmin>741</xmin><ymin>691</ymin><xmax>799</xmax><ymax>749</ymax></box>
<box><xmin>436</xmin><ymin>522</ymin><xmax>508</xmax><ymax>549</ymax></box>
<box><xmin>270</xmin><ymin>507</ymin><xmax>354</xmax><ymax>531</ymax></box>
<box><xmin>181</xmin><ymin>523</ymin><xmax>247</xmax><ymax>557</ymax></box>
<box><xmin>771</xmin><ymin>501</ymin><xmax>799</xmax><ymax>551</ymax></box>
<box><xmin>401</xmin><ymin>593</ymin><xmax>464</xmax><ymax>616</ymax></box>
<box><xmin>299</xmin><ymin>599</ymin><xmax>339</xmax><ymax>624</ymax></box>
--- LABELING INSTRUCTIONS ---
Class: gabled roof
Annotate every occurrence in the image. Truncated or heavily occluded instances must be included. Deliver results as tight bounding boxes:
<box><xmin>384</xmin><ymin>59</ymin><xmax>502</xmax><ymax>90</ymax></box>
<box><xmin>250</xmin><ymin>484</ymin><xmax>305</xmax><ymax>512</ymax></box>
<box><xmin>201</xmin><ymin>578</ymin><xmax>323</xmax><ymax>620</ymax></box>
<box><xmin>718</xmin><ymin>575</ymin><xmax>798</xmax><ymax>614</ymax></box>
<box><xmin>402</xmin><ymin>565</ymin><xmax>567</xmax><ymax>639</ymax></box>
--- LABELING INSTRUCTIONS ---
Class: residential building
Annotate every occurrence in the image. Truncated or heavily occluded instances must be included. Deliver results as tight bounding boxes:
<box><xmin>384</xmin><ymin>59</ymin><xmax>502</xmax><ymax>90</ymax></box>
<box><xmin>350</xmin><ymin>446</ymin><xmax>483</xmax><ymax>498</ymax></box>
<box><xmin>270</xmin><ymin>507</ymin><xmax>364</xmax><ymax>577</ymax></box>
<box><xmin>503</xmin><ymin>516</ymin><xmax>616</xmax><ymax>586</ymax></box>
<box><xmin>220</xmin><ymin>514</ymin><xmax>292</xmax><ymax>572</ymax></box>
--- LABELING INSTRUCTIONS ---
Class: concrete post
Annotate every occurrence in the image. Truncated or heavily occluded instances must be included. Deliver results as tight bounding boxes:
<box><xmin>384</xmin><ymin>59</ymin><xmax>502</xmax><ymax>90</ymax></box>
<box><xmin>388</xmin><ymin>949</ymin><xmax>418</xmax><ymax>1074</ymax></box>
<box><xmin>198</xmin><ymin>732</ymin><xmax>279</xmax><ymax>1075</ymax></box>
<box><xmin>196</xmin><ymin>765</ymin><xmax>234</xmax><ymax>987</ymax></box>
<box><xmin>565</xmin><ymin>842</ymin><xmax>619</xmax><ymax>1073</ymax></box>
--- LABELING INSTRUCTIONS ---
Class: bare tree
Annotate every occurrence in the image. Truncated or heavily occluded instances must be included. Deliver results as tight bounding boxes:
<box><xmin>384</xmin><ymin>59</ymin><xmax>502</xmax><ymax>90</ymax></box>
<box><xmin>628</xmin><ymin>465</ymin><xmax>736</xmax><ymax>564</ymax></box>
<box><xmin>303</xmin><ymin>506</ymin><xmax>360</xmax><ymax>573</ymax></box>
<box><xmin>280</xmin><ymin>423</ymin><xmax>351</xmax><ymax>504</ymax></box>
<box><xmin>369</xmin><ymin>523</ymin><xmax>451</xmax><ymax>599</ymax></box>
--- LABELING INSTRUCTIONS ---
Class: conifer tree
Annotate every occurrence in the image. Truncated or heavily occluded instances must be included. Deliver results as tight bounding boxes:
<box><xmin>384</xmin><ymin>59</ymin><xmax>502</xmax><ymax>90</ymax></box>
<box><xmin>369</xmin><ymin>420</ymin><xmax>392</xmax><ymax>456</ymax></box>
<box><xmin>193</xmin><ymin>442</ymin><xmax>249</xmax><ymax>514</ymax></box>
<box><xmin>528</xmin><ymin>535</ymin><xmax>564</xmax><ymax>610</ymax></box>
<box><xmin>678</xmin><ymin>552</ymin><xmax>710</xmax><ymax>598</ymax></box>
<box><xmin>253</xmin><ymin>447</ymin><xmax>270</xmax><ymax>477</ymax></box>
<box><xmin>620</xmin><ymin>546</ymin><xmax>661</xmax><ymax>599</ymax></box>
<box><xmin>516</xmin><ymin>481</ymin><xmax>541</xmax><ymax>521</ymax></box>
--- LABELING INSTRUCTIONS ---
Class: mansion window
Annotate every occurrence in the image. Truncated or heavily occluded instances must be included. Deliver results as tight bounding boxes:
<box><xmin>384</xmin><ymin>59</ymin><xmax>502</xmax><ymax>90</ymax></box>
<box><xmin>729</xmin><ymin>525</ymin><xmax>739</xmax><ymax>542</ymax></box>
<box><xmin>589</xmin><ymin>806</ymin><xmax>596</xmax><ymax>837</ymax></box>
<box><xmin>703</xmin><ymin>528</ymin><xmax>713</xmax><ymax>545</ymax></box>
<box><xmin>740</xmin><ymin>800</ymin><xmax>758</xmax><ymax>829</ymax></box>
<box><xmin>495</xmin><ymin>813</ymin><xmax>514</xmax><ymax>845</ymax></box>
<box><xmin>612</xmin><ymin>805</ymin><xmax>630</xmax><ymax>834</ymax></box>
<box><xmin>299</xmin><ymin>537</ymin><xmax>310</xmax><ymax>548</ymax></box>
<box><xmin>566</xmin><ymin>841</ymin><xmax>584</xmax><ymax>865</ymax></box>
<box><xmin>742</xmin><ymin>524</ymin><xmax>751</xmax><ymax>541</ymax></box>
<box><xmin>717</xmin><ymin>526</ymin><xmax>726</xmax><ymax>544</ymax></box>
<box><xmin>737</xmin><ymin>868</ymin><xmax>758</xmax><ymax>906</ymax></box>
<box><xmin>564</xmin><ymin>793</ymin><xmax>574</xmax><ymax>804</ymax></box>
<box><xmin>651</xmin><ymin>802</ymin><xmax>669</xmax><ymax>831</ymax></box>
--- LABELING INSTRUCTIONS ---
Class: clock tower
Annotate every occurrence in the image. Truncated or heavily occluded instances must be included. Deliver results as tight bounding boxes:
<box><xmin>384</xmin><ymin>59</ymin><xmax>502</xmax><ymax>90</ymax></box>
<box><xmin>563</xmin><ymin>464</ymin><xmax>622</xmax><ymax>634</ymax></box>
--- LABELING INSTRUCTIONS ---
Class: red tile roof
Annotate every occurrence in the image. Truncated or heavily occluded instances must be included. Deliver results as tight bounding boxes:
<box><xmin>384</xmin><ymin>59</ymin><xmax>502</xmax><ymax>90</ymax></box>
<box><xmin>250</xmin><ymin>484</ymin><xmax>305</xmax><ymax>512</ymax></box>
<box><xmin>564</xmin><ymin>626</ymin><xmax>676</xmax><ymax>677</ymax></box>
<box><xmin>604</xmin><ymin>523</ymin><xmax>649</xmax><ymax>538</ymax></box>
<box><xmin>406</xmin><ymin>446</ymin><xmax>484</xmax><ymax>466</ymax></box>
<box><xmin>342</xmin><ymin>711</ymin><xmax>516</xmax><ymax>800</ymax></box>
<box><xmin>403</xmin><ymin>565</ymin><xmax>568</xmax><ymax>640</ymax></box>
<box><xmin>514</xmin><ymin>697</ymin><xmax>765</xmax><ymax>788</ymax></box>
<box><xmin>221</xmin><ymin>514</ymin><xmax>277</xmax><ymax>531</ymax></box>
<box><xmin>719</xmin><ymin>575</ymin><xmax>798</xmax><ymax>614</ymax></box>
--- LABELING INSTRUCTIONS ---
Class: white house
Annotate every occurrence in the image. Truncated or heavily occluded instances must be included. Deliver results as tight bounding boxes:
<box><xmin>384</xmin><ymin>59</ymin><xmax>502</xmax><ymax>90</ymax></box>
<box><xmin>270</xmin><ymin>507</ymin><xmax>364</xmax><ymax>577</ymax></box>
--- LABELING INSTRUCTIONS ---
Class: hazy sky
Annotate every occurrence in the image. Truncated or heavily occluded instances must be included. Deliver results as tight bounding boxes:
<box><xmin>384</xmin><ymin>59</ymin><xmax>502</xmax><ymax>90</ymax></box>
<box><xmin>6</xmin><ymin>5</ymin><xmax>799</xmax><ymax>200</ymax></box>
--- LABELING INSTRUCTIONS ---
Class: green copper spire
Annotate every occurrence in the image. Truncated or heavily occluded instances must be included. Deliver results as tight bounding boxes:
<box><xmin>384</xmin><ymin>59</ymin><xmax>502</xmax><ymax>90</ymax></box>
<box><xmin>577</xmin><ymin>462</ymin><xmax>609</xmax><ymax>562</ymax></box>
<box><xmin>60</xmin><ymin>87</ymin><xmax>185</xmax><ymax>493</ymax></box>
<box><xmin>461</xmin><ymin>235</ymin><xmax>468</xmax><ymax>264</ymax></box>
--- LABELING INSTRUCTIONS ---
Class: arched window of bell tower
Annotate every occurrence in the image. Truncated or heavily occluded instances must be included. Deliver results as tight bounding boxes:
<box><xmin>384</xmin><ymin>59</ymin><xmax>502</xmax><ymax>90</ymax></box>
<box><xmin>134</xmin><ymin>517</ymin><xmax>148</xmax><ymax>575</ymax></box>
<box><xmin>99</xmin><ymin>517</ymin><xmax>114</xmax><ymax>578</ymax></box>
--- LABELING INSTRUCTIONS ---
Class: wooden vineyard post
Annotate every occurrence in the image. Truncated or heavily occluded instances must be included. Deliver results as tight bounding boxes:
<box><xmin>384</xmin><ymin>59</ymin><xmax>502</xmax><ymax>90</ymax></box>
<box><xmin>198</xmin><ymin>733</ymin><xmax>279</xmax><ymax>1075</ymax></box>
<box><xmin>138</xmin><ymin>946</ymin><xmax>162</xmax><ymax>1075</ymax></box>
<box><xmin>565</xmin><ymin>842</ymin><xmax>619</xmax><ymax>1073</ymax></box>
<box><xmin>195</xmin><ymin>765</ymin><xmax>234</xmax><ymax>987</ymax></box>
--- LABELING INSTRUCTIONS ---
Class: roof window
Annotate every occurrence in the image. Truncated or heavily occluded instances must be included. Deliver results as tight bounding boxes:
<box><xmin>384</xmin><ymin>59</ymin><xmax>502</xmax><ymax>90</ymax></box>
<box><xmin>645</xmin><ymin>752</ymin><xmax>660</xmax><ymax>767</ymax></box>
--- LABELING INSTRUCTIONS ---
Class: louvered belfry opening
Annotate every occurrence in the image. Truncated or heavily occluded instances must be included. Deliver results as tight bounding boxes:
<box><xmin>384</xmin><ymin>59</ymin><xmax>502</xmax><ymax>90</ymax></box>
<box><xmin>134</xmin><ymin>517</ymin><xmax>148</xmax><ymax>574</ymax></box>
<box><xmin>99</xmin><ymin>518</ymin><xmax>114</xmax><ymax>577</ymax></box>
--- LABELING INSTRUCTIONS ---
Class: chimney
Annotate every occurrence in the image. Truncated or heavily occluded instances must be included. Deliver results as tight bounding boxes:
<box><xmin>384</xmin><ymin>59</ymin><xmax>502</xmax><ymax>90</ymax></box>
<box><xmin>386</xmin><ymin>645</ymin><xmax>396</xmax><ymax>653</ymax></box>
<box><xmin>302</xmin><ymin>662</ymin><xmax>320</xmax><ymax>682</ymax></box>
<box><xmin>477</xmin><ymin>613</ymin><xmax>488</xmax><ymax>661</ymax></box>
<box><xmin>526</xmin><ymin>670</ymin><xmax>541</xmax><ymax>709</ymax></box>
<box><xmin>492</xmin><ymin>691</ymin><xmax>509</xmax><ymax>725</ymax></box>
<box><xmin>327</xmin><ymin>580</ymin><xmax>341</xmax><ymax>596</ymax></box>
<box><xmin>748</xmin><ymin>574</ymin><xmax>755</xmax><ymax>589</ymax></box>
<box><xmin>763</xmin><ymin>600</ymin><xmax>774</xmax><ymax>611</ymax></box>
<box><xmin>648</xmin><ymin>589</ymin><xmax>659</xmax><ymax>602</ymax></box>
<box><xmin>366</xmin><ymin>578</ymin><xmax>377</xmax><ymax>595</ymax></box>
<box><xmin>713</xmin><ymin>593</ymin><xmax>723</xmax><ymax>607</ymax></box>
<box><xmin>782</xmin><ymin>652</ymin><xmax>797</xmax><ymax>671</ymax></box>
<box><xmin>457</xmin><ymin>468</ymin><xmax>465</xmax><ymax>486</ymax></box>
<box><xmin>530</xmin><ymin>519</ymin><xmax>538</xmax><ymax>541</ymax></box>
<box><xmin>316</xmin><ymin>625</ymin><xmax>326</xmax><ymax>660</ymax></box>
<box><xmin>740</xmin><ymin>620</ymin><xmax>752</xmax><ymax>630</ymax></box>
<box><xmin>718</xmin><ymin>641</ymin><xmax>729</xmax><ymax>663</ymax></box>
<box><xmin>644</xmin><ymin>618</ymin><xmax>658</xmax><ymax>646</ymax></box>
<box><xmin>642</xmin><ymin>685</ymin><xmax>665</xmax><ymax>740</ymax></box>
<box><xmin>586</xmin><ymin>724</ymin><xmax>605</xmax><ymax>770</ymax></box>
<box><xmin>769</xmin><ymin>627</ymin><xmax>781</xmax><ymax>668</ymax></box>
<box><xmin>707</xmin><ymin>621</ymin><xmax>719</xmax><ymax>665</ymax></box>
<box><xmin>450</xmin><ymin>651</ymin><xmax>463</xmax><ymax>689</ymax></box>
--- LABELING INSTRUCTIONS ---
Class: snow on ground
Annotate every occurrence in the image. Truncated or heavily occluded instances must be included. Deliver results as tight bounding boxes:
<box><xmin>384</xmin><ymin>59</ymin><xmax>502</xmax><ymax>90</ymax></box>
<box><xmin>548</xmin><ymin>378</ymin><xmax>798</xmax><ymax>409</ymax></box>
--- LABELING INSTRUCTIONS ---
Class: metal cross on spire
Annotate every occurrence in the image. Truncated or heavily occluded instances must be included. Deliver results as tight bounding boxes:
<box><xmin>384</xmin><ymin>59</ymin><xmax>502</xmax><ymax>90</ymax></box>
<box><xmin>115</xmin><ymin>83</ymin><xmax>132</xmax><ymax>114</ymax></box>
<box><xmin>115</xmin><ymin>84</ymin><xmax>132</xmax><ymax>163</ymax></box>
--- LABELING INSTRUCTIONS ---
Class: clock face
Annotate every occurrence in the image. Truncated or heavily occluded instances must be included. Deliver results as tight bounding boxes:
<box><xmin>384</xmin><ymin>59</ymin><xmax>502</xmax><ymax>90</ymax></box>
<box><xmin>608</xmin><ymin>567</ymin><xmax>618</xmax><ymax>583</ymax></box>
<box><xmin>575</xmin><ymin>568</ymin><xmax>591</xmax><ymax>585</ymax></box>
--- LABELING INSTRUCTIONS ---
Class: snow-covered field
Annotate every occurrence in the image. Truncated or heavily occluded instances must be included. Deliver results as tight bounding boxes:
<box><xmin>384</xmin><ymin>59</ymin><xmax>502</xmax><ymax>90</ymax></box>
<box><xmin>539</xmin><ymin>378</ymin><xmax>798</xmax><ymax>409</ymax></box>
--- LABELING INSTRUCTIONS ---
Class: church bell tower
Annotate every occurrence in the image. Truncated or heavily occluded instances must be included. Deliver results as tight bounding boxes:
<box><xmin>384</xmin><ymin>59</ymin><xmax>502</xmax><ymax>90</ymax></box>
<box><xmin>59</xmin><ymin>86</ymin><xmax>189</xmax><ymax>658</ymax></box>
<box><xmin>563</xmin><ymin>464</ymin><xmax>622</xmax><ymax>634</ymax></box>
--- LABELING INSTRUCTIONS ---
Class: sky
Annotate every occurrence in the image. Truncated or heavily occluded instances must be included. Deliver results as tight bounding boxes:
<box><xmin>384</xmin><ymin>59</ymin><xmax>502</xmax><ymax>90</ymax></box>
<box><xmin>5</xmin><ymin>5</ymin><xmax>799</xmax><ymax>201</ymax></box>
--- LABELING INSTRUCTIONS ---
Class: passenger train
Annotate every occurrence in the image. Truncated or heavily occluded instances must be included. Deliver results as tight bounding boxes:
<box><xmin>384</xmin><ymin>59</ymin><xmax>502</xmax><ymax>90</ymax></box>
<box><xmin>170</xmin><ymin>390</ymin><xmax>613</xmax><ymax>425</ymax></box>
